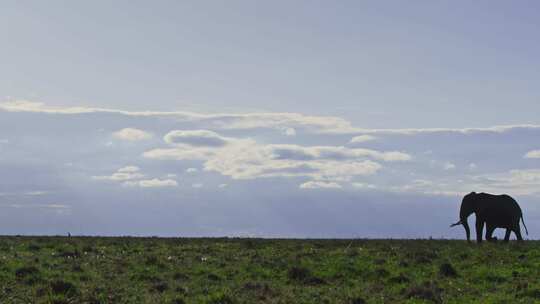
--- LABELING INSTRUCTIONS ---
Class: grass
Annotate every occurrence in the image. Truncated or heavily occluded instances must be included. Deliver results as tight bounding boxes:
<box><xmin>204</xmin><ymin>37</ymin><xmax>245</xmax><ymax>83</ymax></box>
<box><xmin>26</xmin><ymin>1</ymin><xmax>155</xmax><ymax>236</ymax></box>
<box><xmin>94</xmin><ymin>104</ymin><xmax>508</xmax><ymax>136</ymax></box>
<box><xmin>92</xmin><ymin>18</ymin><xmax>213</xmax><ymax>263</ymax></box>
<box><xmin>0</xmin><ymin>236</ymin><xmax>538</xmax><ymax>303</ymax></box>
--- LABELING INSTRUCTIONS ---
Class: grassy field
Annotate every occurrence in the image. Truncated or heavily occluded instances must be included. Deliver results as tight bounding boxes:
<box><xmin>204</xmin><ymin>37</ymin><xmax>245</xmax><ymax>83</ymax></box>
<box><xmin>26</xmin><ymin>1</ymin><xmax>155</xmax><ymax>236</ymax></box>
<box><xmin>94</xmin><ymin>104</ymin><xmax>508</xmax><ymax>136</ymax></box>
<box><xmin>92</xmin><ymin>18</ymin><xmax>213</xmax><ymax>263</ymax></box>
<box><xmin>0</xmin><ymin>237</ymin><xmax>538</xmax><ymax>303</ymax></box>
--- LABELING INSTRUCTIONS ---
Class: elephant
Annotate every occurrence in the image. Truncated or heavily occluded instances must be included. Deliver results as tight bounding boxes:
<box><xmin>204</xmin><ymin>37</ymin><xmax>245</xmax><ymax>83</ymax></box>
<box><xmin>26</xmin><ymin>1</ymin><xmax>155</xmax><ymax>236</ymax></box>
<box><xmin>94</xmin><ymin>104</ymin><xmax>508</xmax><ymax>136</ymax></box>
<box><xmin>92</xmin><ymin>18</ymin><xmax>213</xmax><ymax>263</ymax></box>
<box><xmin>450</xmin><ymin>192</ymin><xmax>528</xmax><ymax>243</ymax></box>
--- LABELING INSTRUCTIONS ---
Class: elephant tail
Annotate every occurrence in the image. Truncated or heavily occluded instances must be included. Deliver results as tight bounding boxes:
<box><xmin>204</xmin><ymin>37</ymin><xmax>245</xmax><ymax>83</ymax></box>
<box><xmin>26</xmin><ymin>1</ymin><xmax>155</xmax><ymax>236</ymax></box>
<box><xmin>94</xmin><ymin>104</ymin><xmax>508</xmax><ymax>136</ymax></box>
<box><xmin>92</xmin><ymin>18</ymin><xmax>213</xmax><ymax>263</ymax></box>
<box><xmin>521</xmin><ymin>215</ymin><xmax>529</xmax><ymax>235</ymax></box>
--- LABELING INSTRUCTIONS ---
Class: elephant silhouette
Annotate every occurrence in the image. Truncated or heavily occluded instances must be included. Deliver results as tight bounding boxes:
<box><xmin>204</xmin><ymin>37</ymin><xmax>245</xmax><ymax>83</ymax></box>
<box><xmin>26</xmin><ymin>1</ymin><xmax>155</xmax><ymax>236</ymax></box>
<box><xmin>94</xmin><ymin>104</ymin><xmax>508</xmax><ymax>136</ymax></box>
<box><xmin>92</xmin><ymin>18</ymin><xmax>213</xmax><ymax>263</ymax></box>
<box><xmin>450</xmin><ymin>192</ymin><xmax>528</xmax><ymax>243</ymax></box>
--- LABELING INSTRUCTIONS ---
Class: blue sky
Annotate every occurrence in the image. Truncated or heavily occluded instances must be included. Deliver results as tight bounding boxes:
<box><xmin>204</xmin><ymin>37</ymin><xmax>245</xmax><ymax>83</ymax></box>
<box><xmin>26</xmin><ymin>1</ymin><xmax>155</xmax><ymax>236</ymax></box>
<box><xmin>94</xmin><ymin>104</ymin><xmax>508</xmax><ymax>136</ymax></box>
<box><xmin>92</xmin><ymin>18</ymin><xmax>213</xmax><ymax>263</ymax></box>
<box><xmin>1</xmin><ymin>1</ymin><xmax>539</xmax><ymax>238</ymax></box>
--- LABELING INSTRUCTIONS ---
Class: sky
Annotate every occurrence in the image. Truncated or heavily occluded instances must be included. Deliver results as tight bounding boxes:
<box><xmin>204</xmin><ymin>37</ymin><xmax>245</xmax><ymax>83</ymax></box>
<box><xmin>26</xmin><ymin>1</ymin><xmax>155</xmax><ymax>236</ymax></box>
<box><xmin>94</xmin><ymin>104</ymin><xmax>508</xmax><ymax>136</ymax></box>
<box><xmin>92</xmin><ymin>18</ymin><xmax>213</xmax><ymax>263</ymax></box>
<box><xmin>1</xmin><ymin>1</ymin><xmax>539</xmax><ymax>238</ymax></box>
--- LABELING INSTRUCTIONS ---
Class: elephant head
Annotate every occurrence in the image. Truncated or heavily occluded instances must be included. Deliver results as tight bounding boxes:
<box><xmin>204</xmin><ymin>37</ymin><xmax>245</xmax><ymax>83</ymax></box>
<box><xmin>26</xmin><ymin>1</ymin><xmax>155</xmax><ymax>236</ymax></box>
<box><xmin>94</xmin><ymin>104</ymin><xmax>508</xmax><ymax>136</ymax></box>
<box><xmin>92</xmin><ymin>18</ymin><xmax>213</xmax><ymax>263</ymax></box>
<box><xmin>450</xmin><ymin>192</ymin><xmax>478</xmax><ymax>242</ymax></box>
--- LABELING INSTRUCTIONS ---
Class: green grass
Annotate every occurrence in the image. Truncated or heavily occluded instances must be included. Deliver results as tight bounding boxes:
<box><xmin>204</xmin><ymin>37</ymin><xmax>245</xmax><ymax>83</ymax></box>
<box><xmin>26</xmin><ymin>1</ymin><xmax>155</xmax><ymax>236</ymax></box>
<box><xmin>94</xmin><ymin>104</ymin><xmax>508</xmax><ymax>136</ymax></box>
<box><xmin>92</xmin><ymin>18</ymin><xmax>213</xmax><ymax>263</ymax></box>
<box><xmin>0</xmin><ymin>236</ymin><xmax>538</xmax><ymax>303</ymax></box>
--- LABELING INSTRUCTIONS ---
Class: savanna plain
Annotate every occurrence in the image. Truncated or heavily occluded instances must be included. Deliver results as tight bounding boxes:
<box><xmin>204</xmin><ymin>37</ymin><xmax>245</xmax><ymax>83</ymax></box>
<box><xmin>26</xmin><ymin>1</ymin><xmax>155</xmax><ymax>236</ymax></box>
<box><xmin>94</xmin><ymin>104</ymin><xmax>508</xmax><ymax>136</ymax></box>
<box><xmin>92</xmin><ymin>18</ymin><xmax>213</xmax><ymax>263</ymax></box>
<box><xmin>0</xmin><ymin>236</ymin><xmax>538</xmax><ymax>303</ymax></box>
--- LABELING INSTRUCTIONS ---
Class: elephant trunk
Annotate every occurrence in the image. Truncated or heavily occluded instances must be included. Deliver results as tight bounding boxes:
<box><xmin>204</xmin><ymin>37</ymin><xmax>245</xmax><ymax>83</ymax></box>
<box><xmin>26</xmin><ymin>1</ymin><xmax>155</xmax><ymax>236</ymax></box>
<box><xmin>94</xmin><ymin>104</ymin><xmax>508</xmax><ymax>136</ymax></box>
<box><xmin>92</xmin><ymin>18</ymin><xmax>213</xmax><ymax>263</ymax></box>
<box><xmin>450</xmin><ymin>218</ymin><xmax>471</xmax><ymax>242</ymax></box>
<box><xmin>450</xmin><ymin>220</ymin><xmax>461</xmax><ymax>227</ymax></box>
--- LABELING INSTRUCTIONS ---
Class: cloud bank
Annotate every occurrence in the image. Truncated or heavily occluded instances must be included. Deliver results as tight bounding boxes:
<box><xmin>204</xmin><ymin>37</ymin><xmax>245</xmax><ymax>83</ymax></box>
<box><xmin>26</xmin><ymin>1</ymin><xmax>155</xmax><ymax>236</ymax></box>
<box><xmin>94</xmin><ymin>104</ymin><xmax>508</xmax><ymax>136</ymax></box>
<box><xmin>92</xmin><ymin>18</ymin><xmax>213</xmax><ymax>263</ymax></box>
<box><xmin>144</xmin><ymin>130</ymin><xmax>409</xmax><ymax>183</ymax></box>
<box><xmin>3</xmin><ymin>100</ymin><xmax>539</xmax><ymax>136</ymax></box>
<box><xmin>1</xmin><ymin>100</ymin><xmax>540</xmax><ymax>237</ymax></box>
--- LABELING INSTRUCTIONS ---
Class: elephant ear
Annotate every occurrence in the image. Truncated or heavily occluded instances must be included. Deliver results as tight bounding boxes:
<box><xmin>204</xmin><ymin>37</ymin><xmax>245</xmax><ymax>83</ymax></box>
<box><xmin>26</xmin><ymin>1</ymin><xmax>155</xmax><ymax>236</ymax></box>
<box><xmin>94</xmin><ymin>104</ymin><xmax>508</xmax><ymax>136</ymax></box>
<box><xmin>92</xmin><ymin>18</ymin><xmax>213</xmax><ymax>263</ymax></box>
<box><xmin>470</xmin><ymin>191</ymin><xmax>476</xmax><ymax>195</ymax></box>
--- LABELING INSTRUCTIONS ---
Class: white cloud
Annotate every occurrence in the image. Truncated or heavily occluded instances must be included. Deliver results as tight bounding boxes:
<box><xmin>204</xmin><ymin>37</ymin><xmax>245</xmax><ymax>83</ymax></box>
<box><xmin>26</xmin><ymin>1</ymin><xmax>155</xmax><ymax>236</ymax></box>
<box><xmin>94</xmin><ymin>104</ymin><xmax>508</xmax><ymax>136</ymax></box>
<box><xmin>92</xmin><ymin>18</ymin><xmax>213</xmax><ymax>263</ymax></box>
<box><xmin>218</xmin><ymin>183</ymin><xmax>228</xmax><ymax>188</ymax></box>
<box><xmin>283</xmin><ymin>127</ymin><xmax>296</xmax><ymax>136</ymax></box>
<box><xmin>164</xmin><ymin>130</ymin><xmax>231</xmax><ymax>147</ymax></box>
<box><xmin>7</xmin><ymin>203</ymin><xmax>71</xmax><ymax>210</ymax></box>
<box><xmin>145</xmin><ymin>131</ymin><xmax>408</xmax><ymax>181</ymax></box>
<box><xmin>140</xmin><ymin>179</ymin><xmax>178</xmax><ymax>188</ymax></box>
<box><xmin>387</xmin><ymin>179</ymin><xmax>466</xmax><ymax>197</ymax></box>
<box><xmin>469</xmin><ymin>163</ymin><xmax>478</xmax><ymax>170</ymax></box>
<box><xmin>300</xmin><ymin>181</ymin><xmax>342</xmax><ymax>189</ymax></box>
<box><xmin>24</xmin><ymin>191</ymin><xmax>49</xmax><ymax>196</ymax></box>
<box><xmin>4</xmin><ymin>100</ymin><xmax>540</xmax><ymax>136</ymax></box>
<box><xmin>391</xmin><ymin>168</ymin><xmax>540</xmax><ymax>197</ymax></box>
<box><xmin>93</xmin><ymin>166</ymin><xmax>145</xmax><ymax>181</ymax></box>
<box><xmin>524</xmin><ymin>150</ymin><xmax>540</xmax><ymax>159</ymax></box>
<box><xmin>0</xmin><ymin>191</ymin><xmax>51</xmax><ymax>197</ymax></box>
<box><xmin>143</xmin><ymin>146</ymin><xmax>218</xmax><ymax>161</ymax></box>
<box><xmin>125</xmin><ymin>178</ymin><xmax>178</xmax><ymax>188</ymax></box>
<box><xmin>192</xmin><ymin>183</ymin><xmax>203</xmax><ymax>188</ymax></box>
<box><xmin>350</xmin><ymin>135</ymin><xmax>376</xmax><ymax>144</ymax></box>
<box><xmin>354</xmin><ymin>124</ymin><xmax>540</xmax><ymax>135</ymax></box>
<box><xmin>506</xmin><ymin>169</ymin><xmax>540</xmax><ymax>184</ymax></box>
<box><xmin>467</xmin><ymin>169</ymin><xmax>540</xmax><ymax>196</ymax></box>
<box><xmin>212</xmin><ymin>112</ymin><xmax>357</xmax><ymax>134</ymax></box>
<box><xmin>443</xmin><ymin>162</ymin><xmax>456</xmax><ymax>170</ymax></box>
<box><xmin>94</xmin><ymin>166</ymin><xmax>178</xmax><ymax>188</ymax></box>
<box><xmin>0</xmin><ymin>100</ymin><xmax>357</xmax><ymax>134</ymax></box>
<box><xmin>118</xmin><ymin>166</ymin><xmax>141</xmax><ymax>173</ymax></box>
<box><xmin>201</xmin><ymin>145</ymin><xmax>383</xmax><ymax>180</ymax></box>
<box><xmin>43</xmin><ymin>204</ymin><xmax>71</xmax><ymax>209</ymax></box>
<box><xmin>0</xmin><ymin>139</ymin><xmax>8</xmax><ymax>144</ymax></box>
<box><xmin>112</xmin><ymin>128</ymin><xmax>152</xmax><ymax>141</ymax></box>
<box><xmin>267</xmin><ymin>145</ymin><xmax>411</xmax><ymax>162</ymax></box>
<box><xmin>186</xmin><ymin>168</ymin><xmax>198</xmax><ymax>173</ymax></box>
<box><xmin>419</xmin><ymin>190</ymin><xmax>465</xmax><ymax>197</ymax></box>
<box><xmin>510</xmin><ymin>169</ymin><xmax>540</xmax><ymax>180</ymax></box>
<box><xmin>352</xmin><ymin>183</ymin><xmax>377</xmax><ymax>189</ymax></box>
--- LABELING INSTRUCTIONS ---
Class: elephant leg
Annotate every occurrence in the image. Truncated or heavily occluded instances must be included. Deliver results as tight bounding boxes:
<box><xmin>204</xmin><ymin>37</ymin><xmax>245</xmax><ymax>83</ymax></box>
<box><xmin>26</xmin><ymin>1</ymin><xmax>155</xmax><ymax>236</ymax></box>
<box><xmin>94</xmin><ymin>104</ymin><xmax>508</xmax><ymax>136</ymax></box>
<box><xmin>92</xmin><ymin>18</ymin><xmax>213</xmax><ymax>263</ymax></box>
<box><xmin>514</xmin><ymin>225</ymin><xmax>523</xmax><ymax>241</ymax></box>
<box><xmin>475</xmin><ymin>219</ymin><xmax>485</xmax><ymax>243</ymax></box>
<box><xmin>503</xmin><ymin>229</ymin><xmax>511</xmax><ymax>242</ymax></box>
<box><xmin>485</xmin><ymin>224</ymin><xmax>496</xmax><ymax>242</ymax></box>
